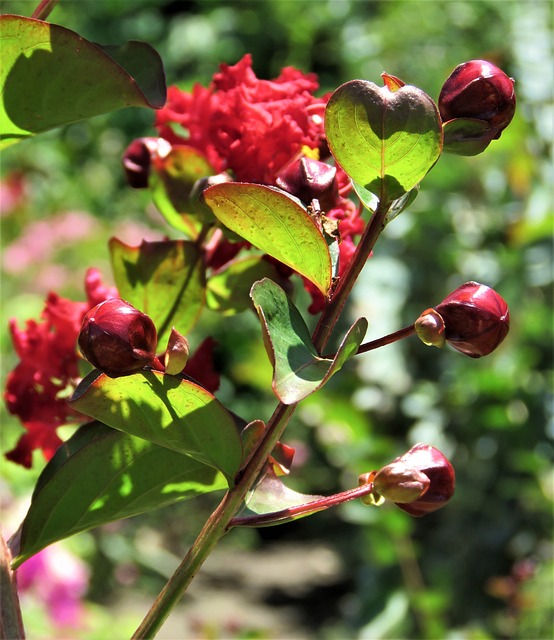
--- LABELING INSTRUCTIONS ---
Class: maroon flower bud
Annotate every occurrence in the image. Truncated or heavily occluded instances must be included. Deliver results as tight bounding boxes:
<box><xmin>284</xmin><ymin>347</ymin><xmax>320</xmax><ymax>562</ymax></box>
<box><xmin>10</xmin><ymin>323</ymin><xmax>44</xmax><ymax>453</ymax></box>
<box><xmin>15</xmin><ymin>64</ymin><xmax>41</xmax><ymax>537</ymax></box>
<box><xmin>276</xmin><ymin>157</ymin><xmax>340</xmax><ymax>211</ymax></box>
<box><xmin>390</xmin><ymin>444</ymin><xmax>455</xmax><ymax>517</ymax></box>
<box><xmin>433</xmin><ymin>281</ymin><xmax>509</xmax><ymax>358</ymax></box>
<box><xmin>373</xmin><ymin>462</ymin><xmax>431</xmax><ymax>504</ymax></box>
<box><xmin>122</xmin><ymin>137</ymin><xmax>170</xmax><ymax>189</ymax></box>
<box><xmin>439</xmin><ymin>60</ymin><xmax>516</xmax><ymax>155</ymax></box>
<box><xmin>78</xmin><ymin>299</ymin><xmax>158</xmax><ymax>378</ymax></box>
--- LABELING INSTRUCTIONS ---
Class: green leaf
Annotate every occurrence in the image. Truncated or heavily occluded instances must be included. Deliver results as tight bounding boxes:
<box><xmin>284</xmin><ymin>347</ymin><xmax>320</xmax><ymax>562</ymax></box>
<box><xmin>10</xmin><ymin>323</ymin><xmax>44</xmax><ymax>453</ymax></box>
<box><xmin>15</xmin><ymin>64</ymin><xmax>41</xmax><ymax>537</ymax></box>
<box><xmin>11</xmin><ymin>422</ymin><xmax>227</xmax><ymax>567</ymax></box>
<box><xmin>245</xmin><ymin>469</ymin><xmax>322</xmax><ymax>519</ymax></box>
<box><xmin>109</xmin><ymin>238</ymin><xmax>206</xmax><ymax>347</ymax></box>
<box><xmin>251</xmin><ymin>279</ymin><xmax>367</xmax><ymax>404</ymax></box>
<box><xmin>206</xmin><ymin>256</ymin><xmax>283</xmax><ymax>316</ymax></box>
<box><xmin>325</xmin><ymin>79</ymin><xmax>442</xmax><ymax>203</ymax></box>
<box><xmin>150</xmin><ymin>145</ymin><xmax>217</xmax><ymax>238</ymax></box>
<box><xmin>204</xmin><ymin>183</ymin><xmax>332</xmax><ymax>295</ymax></box>
<box><xmin>0</xmin><ymin>15</ymin><xmax>165</xmax><ymax>148</ymax></box>
<box><xmin>70</xmin><ymin>370</ymin><xmax>243</xmax><ymax>483</ymax></box>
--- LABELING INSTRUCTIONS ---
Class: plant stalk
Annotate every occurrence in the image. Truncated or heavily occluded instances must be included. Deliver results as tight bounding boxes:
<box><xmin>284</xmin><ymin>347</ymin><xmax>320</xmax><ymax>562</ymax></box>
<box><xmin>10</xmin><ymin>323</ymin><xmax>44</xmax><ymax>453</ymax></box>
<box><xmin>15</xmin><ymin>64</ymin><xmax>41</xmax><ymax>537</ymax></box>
<box><xmin>31</xmin><ymin>0</ymin><xmax>59</xmax><ymax>20</ymax></box>
<box><xmin>133</xmin><ymin>198</ymin><xmax>392</xmax><ymax>638</ymax></box>
<box><xmin>312</xmin><ymin>199</ymin><xmax>391</xmax><ymax>352</ymax></box>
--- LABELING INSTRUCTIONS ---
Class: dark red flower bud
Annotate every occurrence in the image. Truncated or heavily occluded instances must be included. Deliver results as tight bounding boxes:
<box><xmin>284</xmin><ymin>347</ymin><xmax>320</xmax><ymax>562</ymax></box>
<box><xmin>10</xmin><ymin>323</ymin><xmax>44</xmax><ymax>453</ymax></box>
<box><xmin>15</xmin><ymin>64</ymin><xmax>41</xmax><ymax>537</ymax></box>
<box><xmin>439</xmin><ymin>60</ymin><xmax>515</xmax><ymax>154</ymax></box>
<box><xmin>122</xmin><ymin>137</ymin><xmax>170</xmax><ymax>189</ymax></box>
<box><xmin>373</xmin><ymin>461</ymin><xmax>431</xmax><ymax>504</ymax></box>
<box><xmin>276</xmin><ymin>157</ymin><xmax>340</xmax><ymax>211</ymax></box>
<box><xmin>78</xmin><ymin>299</ymin><xmax>158</xmax><ymax>378</ymax></box>
<box><xmin>389</xmin><ymin>444</ymin><xmax>455</xmax><ymax>517</ymax></box>
<box><xmin>433</xmin><ymin>281</ymin><xmax>509</xmax><ymax>358</ymax></box>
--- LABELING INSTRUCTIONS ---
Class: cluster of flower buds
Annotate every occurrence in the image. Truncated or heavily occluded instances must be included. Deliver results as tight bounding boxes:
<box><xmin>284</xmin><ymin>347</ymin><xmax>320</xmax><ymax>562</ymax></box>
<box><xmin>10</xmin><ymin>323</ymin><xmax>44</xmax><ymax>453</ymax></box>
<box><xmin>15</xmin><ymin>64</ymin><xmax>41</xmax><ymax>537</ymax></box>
<box><xmin>360</xmin><ymin>444</ymin><xmax>456</xmax><ymax>517</ymax></box>
<box><xmin>415</xmin><ymin>281</ymin><xmax>510</xmax><ymax>358</ymax></box>
<box><xmin>78</xmin><ymin>299</ymin><xmax>158</xmax><ymax>378</ymax></box>
<box><xmin>439</xmin><ymin>60</ymin><xmax>516</xmax><ymax>155</ymax></box>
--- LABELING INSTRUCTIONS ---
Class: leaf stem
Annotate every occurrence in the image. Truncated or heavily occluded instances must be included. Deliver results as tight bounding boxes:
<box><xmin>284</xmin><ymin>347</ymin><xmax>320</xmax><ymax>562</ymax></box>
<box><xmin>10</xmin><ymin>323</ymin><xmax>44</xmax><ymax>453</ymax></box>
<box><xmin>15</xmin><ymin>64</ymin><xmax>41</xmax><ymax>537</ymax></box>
<box><xmin>323</xmin><ymin>324</ymin><xmax>416</xmax><ymax>359</ymax></box>
<box><xmin>229</xmin><ymin>482</ymin><xmax>375</xmax><ymax>528</ymax></box>
<box><xmin>31</xmin><ymin>0</ymin><xmax>59</xmax><ymax>20</ymax></box>
<box><xmin>312</xmin><ymin>198</ymin><xmax>391</xmax><ymax>353</ymax></box>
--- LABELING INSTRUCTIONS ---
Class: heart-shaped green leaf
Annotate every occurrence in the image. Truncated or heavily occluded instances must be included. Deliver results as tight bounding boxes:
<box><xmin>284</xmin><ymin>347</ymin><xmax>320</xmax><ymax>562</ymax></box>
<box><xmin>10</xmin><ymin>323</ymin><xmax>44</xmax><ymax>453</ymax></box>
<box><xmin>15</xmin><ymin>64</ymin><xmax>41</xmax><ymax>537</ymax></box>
<box><xmin>325</xmin><ymin>79</ymin><xmax>442</xmax><ymax>203</ymax></box>
<box><xmin>70</xmin><ymin>370</ymin><xmax>242</xmax><ymax>483</ymax></box>
<box><xmin>207</xmin><ymin>256</ymin><xmax>283</xmax><ymax>316</ymax></box>
<box><xmin>11</xmin><ymin>422</ymin><xmax>227</xmax><ymax>567</ymax></box>
<box><xmin>0</xmin><ymin>15</ymin><xmax>166</xmax><ymax>148</ymax></box>
<box><xmin>251</xmin><ymin>279</ymin><xmax>367</xmax><ymax>404</ymax></box>
<box><xmin>109</xmin><ymin>238</ymin><xmax>206</xmax><ymax>347</ymax></box>
<box><xmin>204</xmin><ymin>183</ymin><xmax>332</xmax><ymax>295</ymax></box>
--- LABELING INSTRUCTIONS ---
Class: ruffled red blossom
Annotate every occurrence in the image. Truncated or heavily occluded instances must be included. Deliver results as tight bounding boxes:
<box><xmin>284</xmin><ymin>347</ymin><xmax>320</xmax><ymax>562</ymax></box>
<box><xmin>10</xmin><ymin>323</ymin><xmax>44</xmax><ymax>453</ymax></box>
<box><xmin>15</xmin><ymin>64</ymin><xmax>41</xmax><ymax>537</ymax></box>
<box><xmin>155</xmin><ymin>54</ymin><xmax>329</xmax><ymax>184</ymax></box>
<box><xmin>4</xmin><ymin>269</ymin><xmax>118</xmax><ymax>468</ymax></box>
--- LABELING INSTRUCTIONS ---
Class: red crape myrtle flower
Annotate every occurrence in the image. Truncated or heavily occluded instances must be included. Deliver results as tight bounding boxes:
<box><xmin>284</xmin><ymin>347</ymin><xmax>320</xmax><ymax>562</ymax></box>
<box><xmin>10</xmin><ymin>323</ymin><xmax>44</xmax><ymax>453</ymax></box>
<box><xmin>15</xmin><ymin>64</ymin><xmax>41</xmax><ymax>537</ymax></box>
<box><xmin>155</xmin><ymin>53</ymin><xmax>329</xmax><ymax>185</ymax></box>
<box><xmin>4</xmin><ymin>269</ymin><xmax>118</xmax><ymax>467</ymax></box>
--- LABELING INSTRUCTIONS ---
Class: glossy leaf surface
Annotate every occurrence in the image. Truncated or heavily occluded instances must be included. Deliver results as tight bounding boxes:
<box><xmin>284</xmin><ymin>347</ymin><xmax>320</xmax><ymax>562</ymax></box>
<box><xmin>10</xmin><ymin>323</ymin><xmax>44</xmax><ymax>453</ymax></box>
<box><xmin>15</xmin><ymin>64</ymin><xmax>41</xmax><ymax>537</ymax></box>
<box><xmin>251</xmin><ymin>279</ymin><xmax>367</xmax><ymax>404</ymax></box>
<box><xmin>109</xmin><ymin>238</ymin><xmax>205</xmax><ymax>346</ymax></box>
<box><xmin>0</xmin><ymin>15</ymin><xmax>165</xmax><ymax>148</ymax></box>
<box><xmin>204</xmin><ymin>183</ymin><xmax>332</xmax><ymax>295</ymax></box>
<box><xmin>325</xmin><ymin>80</ymin><xmax>442</xmax><ymax>203</ymax></box>
<box><xmin>70</xmin><ymin>370</ymin><xmax>242</xmax><ymax>482</ymax></box>
<box><xmin>12</xmin><ymin>422</ymin><xmax>227</xmax><ymax>567</ymax></box>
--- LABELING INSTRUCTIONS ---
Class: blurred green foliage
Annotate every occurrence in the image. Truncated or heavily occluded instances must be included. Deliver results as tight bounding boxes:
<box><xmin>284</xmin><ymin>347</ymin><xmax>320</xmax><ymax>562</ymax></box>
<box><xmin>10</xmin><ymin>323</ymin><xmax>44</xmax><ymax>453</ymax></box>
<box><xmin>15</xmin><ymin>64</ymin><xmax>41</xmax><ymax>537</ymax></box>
<box><xmin>1</xmin><ymin>1</ymin><xmax>552</xmax><ymax>639</ymax></box>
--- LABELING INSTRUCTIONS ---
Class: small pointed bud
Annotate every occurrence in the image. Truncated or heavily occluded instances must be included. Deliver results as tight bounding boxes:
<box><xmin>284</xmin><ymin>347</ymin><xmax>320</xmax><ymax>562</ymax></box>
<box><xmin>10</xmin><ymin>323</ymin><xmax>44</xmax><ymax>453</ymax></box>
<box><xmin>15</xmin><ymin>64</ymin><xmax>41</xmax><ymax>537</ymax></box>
<box><xmin>122</xmin><ymin>137</ymin><xmax>171</xmax><ymax>189</ymax></box>
<box><xmin>373</xmin><ymin>462</ymin><xmax>431</xmax><ymax>503</ymax></box>
<box><xmin>439</xmin><ymin>60</ymin><xmax>516</xmax><ymax>154</ymax></box>
<box><xmin>358</xmin><ymin>471</ymin><xmax>385</xmax><ymax>506</ymax></box>
<box><xmin>164</xmin><ymin>328</ymin><xmax>189</xmax><ymax>375</ymax></box>
<box><xmin>276</xmin><ymin>157</ymin><xmax>339</xmax><ymax>211</ymax></box>
<box><xmin>434</xmin><ymin>281</ymin><xmax>509</xmax><ymax>358</ymax></box>
<box><xmin>414</xmin><ymin>308</ymin><xmax>446</xmax><ymax>348</ymax></box>
<box><xmin>392</xmin><ymin>444</ymin><xmax>455</xmax><ymax>517</ymax></box>
<box><xmin>78</xmin><ymin>299</ymin><xmax>158</xmax><ymax>378</ymax></box>
<box><xmin>381</xmin><ymin>72</ymin><xmax>405</xmax><ymax>92</ymax></box>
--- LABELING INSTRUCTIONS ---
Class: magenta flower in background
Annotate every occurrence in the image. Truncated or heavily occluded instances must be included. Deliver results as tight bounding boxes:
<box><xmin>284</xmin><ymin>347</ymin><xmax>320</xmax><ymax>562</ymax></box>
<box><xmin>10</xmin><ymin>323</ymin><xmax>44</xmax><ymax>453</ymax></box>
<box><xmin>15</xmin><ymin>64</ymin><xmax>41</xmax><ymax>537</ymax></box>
<box><xmin>17</xmin><ymin>544</ymin><xmax>90</xmax><ymax>630</ymax></box>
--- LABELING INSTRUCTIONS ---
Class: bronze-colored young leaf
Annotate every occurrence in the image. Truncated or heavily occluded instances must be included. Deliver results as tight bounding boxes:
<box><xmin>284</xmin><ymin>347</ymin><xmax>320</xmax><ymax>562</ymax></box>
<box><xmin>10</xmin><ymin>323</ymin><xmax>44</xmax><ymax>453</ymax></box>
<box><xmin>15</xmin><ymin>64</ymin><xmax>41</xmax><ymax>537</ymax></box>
<box><xmin>109</xmin><ymin>238</ymin><xmax>206</xmax><ymax>346</ymax></box>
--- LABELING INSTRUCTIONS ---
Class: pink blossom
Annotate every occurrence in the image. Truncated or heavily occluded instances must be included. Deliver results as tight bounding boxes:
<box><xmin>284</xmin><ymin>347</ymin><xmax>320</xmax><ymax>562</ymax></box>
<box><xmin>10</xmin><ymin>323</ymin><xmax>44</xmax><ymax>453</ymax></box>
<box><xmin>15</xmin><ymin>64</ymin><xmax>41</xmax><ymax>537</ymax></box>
<box><xmin>17</xmin><ymin>545</ymin><xmax>89</xmax><ymax>629</ymax></box>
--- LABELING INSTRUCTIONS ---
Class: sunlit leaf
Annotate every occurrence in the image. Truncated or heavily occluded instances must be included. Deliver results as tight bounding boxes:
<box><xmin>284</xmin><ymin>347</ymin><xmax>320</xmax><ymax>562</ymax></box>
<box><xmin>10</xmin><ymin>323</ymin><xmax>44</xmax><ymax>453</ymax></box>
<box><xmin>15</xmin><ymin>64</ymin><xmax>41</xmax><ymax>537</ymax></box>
<box><xmin>11</xmin><ymin>422</ymin><xmax>227</xmax><ymax>567</ymax></box>
<box><xmin>109</xmin><ymin>238</ymin><xmax>205</xmax><ymax>346</ymax></box>
<box><xmin>251</xmin><ymin>279</ymin><xmax>367</xmax><ymax>404</ymax></box>
<box><xmin>0</xmin><ymin>15</ymin><xmax>165</xmax><ymax>148</ymax></box>
<box><xmin>325</xmin><ymin>79</ymin><xmax>442</xmax><ymax>203</ymax></box>
<box><xmin>204</xmin><ymin>183</ymin><xmax>332</xmax><ymax>295</ymax></box>
<box><xmin>70</xmin><ymin>370</ymin><xmax>242</xmax><ymax>483</ymax></box>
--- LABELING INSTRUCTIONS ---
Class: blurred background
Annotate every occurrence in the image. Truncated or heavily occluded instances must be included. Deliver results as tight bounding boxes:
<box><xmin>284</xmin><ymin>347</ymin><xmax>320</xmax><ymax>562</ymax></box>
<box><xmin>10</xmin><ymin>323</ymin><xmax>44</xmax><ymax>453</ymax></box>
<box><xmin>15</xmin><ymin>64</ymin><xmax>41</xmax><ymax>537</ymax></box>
<box><xmin>1</xmin><ymin>1</ymin><xmax>552</xmax><ymax>638</ymax></box>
